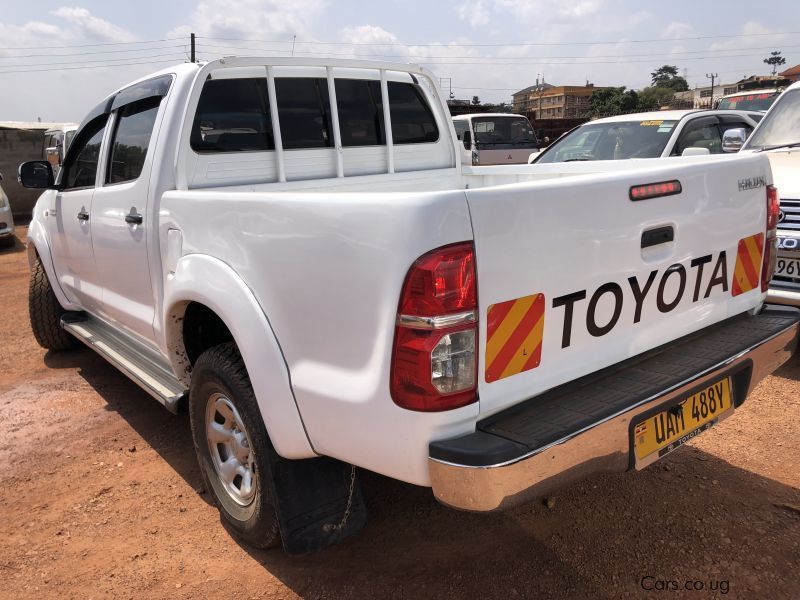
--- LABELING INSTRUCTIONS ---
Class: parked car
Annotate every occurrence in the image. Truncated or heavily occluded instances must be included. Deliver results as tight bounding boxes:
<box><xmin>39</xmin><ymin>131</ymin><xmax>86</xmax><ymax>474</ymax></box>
<box><xmin>737</xmin><ymin>81</ymin><xmax>800</xmax><ymax>305</ymax></box>
<box><xmin>530</xmin><ymin>110</ymin><xmax>762</xmax><ymax>163</ymax></box>
<box><xmin>42</xmin><ymin>124</ymin><xmax>78</xmax><ymax>176</ymax></box>
<box><xmin>0</xmin><ymin>174</ymin><xmax>16</xmax><ymax>248</ymax></box>
<box><xmin>452</xmin><ymin>113</ymin><xmax>539</xmax><ymax>165</ymax></box>
<box><xmin>18</xmin><ymin>57</ymin><xmax>798</xmax><ymax>554</ymax></box>
<box><xmin>717</xmin><ymin>89</ymin><xmax>781</xmax><ymax>112</ymax></box>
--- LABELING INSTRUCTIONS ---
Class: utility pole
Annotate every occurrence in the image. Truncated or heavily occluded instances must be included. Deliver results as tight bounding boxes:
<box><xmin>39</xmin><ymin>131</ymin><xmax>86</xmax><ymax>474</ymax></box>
<box><xmin>291</xmin><ymin>35</ymin><xmax>296</xmax><ymax>57</ymax></box>
<box><xmin>705</xmin><ymin>72</ymin><xmax>717</xmax><ymax>107</ymax></box>
<box><xmin>190</xmin><ymin>32</ymin><xmax>196</xmax><ymax>63</ymax></box>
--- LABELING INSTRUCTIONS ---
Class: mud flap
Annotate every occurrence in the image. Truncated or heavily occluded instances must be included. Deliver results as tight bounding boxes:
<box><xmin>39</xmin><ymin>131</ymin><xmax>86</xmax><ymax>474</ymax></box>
<box><xmin>266</xmin><ymin>455</ymin><xmax>367</xmax><ymax>555</ymax></box>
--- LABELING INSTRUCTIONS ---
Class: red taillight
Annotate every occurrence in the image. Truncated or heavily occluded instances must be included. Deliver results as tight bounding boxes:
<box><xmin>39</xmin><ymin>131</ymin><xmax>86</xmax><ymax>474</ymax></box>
<box><xmin>762</xmin><ymin>184</ymin><xmax>779</xmax><ymax>292</ymax></box>
<box><xmin>629</xmin><ymin>180</ymin><xmax>682</xmax><ymax>201</ymax></box>
<box><xmin>391</xmin><ymin>242</ymin><xmax>478</xmax><ymax>412</ymax></box>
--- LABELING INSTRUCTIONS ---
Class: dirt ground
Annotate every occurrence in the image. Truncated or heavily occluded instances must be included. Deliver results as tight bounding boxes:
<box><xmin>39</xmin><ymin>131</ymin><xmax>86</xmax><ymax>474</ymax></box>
<box><xmin>1</xmin><ymin>227</ymin><xmax>798</xmax><ymax>599</ymax></box>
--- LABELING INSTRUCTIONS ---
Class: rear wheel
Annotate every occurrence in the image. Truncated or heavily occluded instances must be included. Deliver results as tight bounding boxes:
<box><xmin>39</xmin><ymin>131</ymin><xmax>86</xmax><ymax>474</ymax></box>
<box><xmin>189</xmin><ymin>342</ymin><xmax>280</xmax><ymax>549</ymax></box>
<box><xmin>28</xmin><ymin>254</ymin><xmax>77</xmax><ymax>351</ymax></box>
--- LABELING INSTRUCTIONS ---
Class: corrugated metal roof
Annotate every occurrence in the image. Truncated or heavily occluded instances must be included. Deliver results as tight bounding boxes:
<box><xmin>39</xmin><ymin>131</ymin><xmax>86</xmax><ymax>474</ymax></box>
<box><xmin>0</xmin><ymin>121</ymin><xmax>78</xmax><ymax>131</ymax></box>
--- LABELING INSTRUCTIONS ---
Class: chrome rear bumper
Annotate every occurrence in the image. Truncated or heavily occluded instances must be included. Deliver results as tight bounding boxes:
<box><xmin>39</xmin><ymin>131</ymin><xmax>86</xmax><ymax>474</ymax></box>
<box><xmin>429</xmin><ymin>310</ymin><xmax>799</xmax><ymax>512</ymax></box>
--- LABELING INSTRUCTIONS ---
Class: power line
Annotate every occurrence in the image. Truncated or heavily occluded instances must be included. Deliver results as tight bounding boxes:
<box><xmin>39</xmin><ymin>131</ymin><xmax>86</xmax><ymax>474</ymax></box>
<box><xmin>197</xmin><ymin>41</ymin><xmax>800</xmax><ymax>62</ymax></box>
<box><xmin>198</xmin><ymin>30</ymin><xmax>800</xmax><ymax>47</ymax></box>
<box><xmin>0</xmin><ymin>51</ymin><xmax>190</xmax><ymax>69</ymax></box>
<box><xmin>0</xmin><ymin>56</ymin><xmax>189</xmax><ymax>74</ymax></box>
<box><xmin>0</xmin><ymin>43</ymin><xmax>186</xmax><ymax>60</ymax></box>
<box><xmin>0</xmin><ymin>37</ymin><xmax>184</xmax><ymax>51</ymax></box>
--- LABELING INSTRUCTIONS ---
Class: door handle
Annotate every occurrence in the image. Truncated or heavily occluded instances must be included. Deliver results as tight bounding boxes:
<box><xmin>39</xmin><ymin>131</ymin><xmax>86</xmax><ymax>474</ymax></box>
<box><xmin>641</xmin><ymin>226</ymin><xmax>674</xmax><ymax>248</ymax></box>
<box><xmin>77</xmin><ymin>210</ymin><xmax>89</xmax><ymax>222</ymax></box>
<box><xmin>125</xmin><ymin>210</ymin><xmax>143</xmax><ymax>225</ymax></box>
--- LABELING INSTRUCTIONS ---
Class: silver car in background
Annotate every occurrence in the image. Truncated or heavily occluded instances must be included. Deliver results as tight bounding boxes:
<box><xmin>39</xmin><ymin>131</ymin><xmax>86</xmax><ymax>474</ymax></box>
<box><xmin>0</xmin><ymin>174</ymin><xmax>15</xmax><ymax>248</ymax></box>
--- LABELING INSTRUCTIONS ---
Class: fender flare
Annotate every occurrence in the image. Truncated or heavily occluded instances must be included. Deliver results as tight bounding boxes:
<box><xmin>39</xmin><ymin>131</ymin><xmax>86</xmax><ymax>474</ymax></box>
<box><xmin>163</xmin><ymin>253</ymin><xmax>315</xmax><ymax>459</ymax></box>
<box><xmin>26</xmin><ymin>218</ymin><xmax>81</xmax><ymax>311</ymax></box>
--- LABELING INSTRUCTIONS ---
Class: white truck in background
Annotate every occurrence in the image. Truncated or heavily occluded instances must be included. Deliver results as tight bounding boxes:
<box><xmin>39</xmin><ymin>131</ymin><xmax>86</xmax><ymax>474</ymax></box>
<box><xmin>452</xmin><ymin>112</ymin><xmax>539</xmax><ymax>165</ymax></box>
<box><xmin>19</xmin><ymin>57</ymin><xmax>798</xmax><ymax>554</ymax></box>
<box><xmin>739</xmin><ymin>81</ymin><xmax>800</xmax><ymax>306</ymax></box>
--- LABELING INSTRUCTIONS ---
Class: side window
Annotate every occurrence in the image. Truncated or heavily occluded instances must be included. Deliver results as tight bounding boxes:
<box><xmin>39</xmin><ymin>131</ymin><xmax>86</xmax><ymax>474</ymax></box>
<box><xmin>388</xmin><ymin>82</ymin><xmax>439</xmax><ymax>144</ymax></box>
<box><xmin>673</xmin><ymin>118</ymin><xmax>721</xmax><ymax>155</ymax></box>
<box><xmin>61</xmin><ymin>117</ymin><xmax>107</xmax><ymax>190</ymax></box>
<box><xmin>107</xmin><ymin>97</ymin><xmax>161</xmax><ymax>184</ymax></box>
<box><xmin>275</xmin><ymin>78</ymin><xmax>332</xmax><ymax>149</ymax></box>
<box><xmin>191</xmin><ymin>78</ymin><xmax>274</xmax><ymax>153</ymax></box>
<box><xmin>453</xmin><ymin>121</ymin><xmax>468</xmax><ymax>141</ymax></box>
<box><xmin>334</xmin><ymin>79</ymin><xmax>384</xmax><ymax>147</ymax></box>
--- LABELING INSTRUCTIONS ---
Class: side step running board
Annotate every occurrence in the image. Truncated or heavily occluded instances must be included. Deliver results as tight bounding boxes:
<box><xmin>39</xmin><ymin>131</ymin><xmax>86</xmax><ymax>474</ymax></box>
<box><xmin>61</xmin><ymin>314</ymin><xmax>187</xmax><ymax>413</ymax></box>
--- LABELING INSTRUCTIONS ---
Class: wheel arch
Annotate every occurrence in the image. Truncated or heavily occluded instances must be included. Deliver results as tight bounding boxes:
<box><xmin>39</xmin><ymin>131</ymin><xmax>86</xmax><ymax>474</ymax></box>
<box><xmin>26</xmin><ymin>218</ymin><xmax>81</xmax><ymax>311</ymax></box>
<box><xmin>163</xmin><ymin>254</ymin><xmax>315</xmax><ymax>459</ymax></box>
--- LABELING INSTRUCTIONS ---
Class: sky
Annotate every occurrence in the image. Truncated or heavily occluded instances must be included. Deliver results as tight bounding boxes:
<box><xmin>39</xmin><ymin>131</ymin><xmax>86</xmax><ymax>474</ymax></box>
<box><xmin>0</xmin><ymin>0</ymin><xmax>798</xmax><ymax>122</ymax></box>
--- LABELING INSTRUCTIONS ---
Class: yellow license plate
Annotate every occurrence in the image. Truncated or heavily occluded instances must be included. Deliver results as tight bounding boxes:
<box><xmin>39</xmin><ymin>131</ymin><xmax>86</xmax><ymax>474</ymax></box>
<box><xmin>634</xmin><ymin>377</ymin><xmax>732</xmax><ymax>464</ymax></box>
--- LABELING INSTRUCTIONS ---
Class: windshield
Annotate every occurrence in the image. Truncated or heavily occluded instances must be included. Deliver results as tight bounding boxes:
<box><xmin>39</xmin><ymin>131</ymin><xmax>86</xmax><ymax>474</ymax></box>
<box><xmin>471</xmin><ymin>116</ymin><xmax>538</xmax><ymax>149</ymax></box>
<box><xmin>745</xmin><ymin>89</ymin><xmax>800</xmax><ymax>150</ymax></box>
<box><xmin>534</xmin><ymin>119</ymin><xmax>678</xmax><ymax>163</ymax></box>
<box><xmin>717</xmin><ymin>92</ymin><xmax>779</xmax><ymax>111</ymax></box>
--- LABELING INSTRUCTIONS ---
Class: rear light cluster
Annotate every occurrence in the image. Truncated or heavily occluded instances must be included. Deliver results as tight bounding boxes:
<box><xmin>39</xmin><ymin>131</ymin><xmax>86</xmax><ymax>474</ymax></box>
<box><xmin>629</xmin><ymin>180</ymin><xmax>682</xmax><ymax>201</ymax></box>
<box><xmin>762</xmin><ymin>184</ymin><xmax>780</xmax><ymax>292</ymax></box>
<box><xmin>390</xmin><ymin>242</ymin><xmax>479</xmax><ymax>412</ymax></box>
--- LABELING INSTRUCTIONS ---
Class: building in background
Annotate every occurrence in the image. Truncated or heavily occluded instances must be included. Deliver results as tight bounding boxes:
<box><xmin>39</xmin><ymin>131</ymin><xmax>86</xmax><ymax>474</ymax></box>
<box><xmin>778</xmin><ymin>64</ymin><xmax>800</xmax><ymax>82</ymax></box>
<box><xmin>513</xmin><ymin>81</ymin><xmax>601</xmax><ymax>119</ymax></box>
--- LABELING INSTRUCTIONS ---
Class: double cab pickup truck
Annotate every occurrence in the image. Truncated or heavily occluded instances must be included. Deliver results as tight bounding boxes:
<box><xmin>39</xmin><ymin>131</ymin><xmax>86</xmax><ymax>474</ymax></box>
<box><xmin>19</xmin><ymin>57</ymin><xmax>799</xmax><ymax>554</ymax></box>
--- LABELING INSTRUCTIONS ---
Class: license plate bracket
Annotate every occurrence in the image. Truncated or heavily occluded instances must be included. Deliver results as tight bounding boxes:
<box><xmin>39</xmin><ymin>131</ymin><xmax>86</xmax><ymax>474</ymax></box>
<box><xmin>633</xmin><ymin>377</ymin><xmax>733</xmax><ymax>469</ymax></box>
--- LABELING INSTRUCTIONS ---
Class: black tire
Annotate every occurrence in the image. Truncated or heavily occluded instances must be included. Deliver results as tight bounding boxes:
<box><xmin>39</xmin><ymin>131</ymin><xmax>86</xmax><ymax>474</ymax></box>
<box><xmin>28</xmin><ymin>254</ymin><xmax>77</xmax><ymax>351</ymax></box>
<box><xmin>189</xmin><ymin>342</ymin><xmax>280</xmax><ymax>549</ymax></box>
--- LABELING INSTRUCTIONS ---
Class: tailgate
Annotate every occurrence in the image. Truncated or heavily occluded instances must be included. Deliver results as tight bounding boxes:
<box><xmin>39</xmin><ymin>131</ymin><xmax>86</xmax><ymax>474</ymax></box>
<box><xmin>467</xmin><ymin>154</ymin><xmax>772</xmax><ymax>416</ymax></box>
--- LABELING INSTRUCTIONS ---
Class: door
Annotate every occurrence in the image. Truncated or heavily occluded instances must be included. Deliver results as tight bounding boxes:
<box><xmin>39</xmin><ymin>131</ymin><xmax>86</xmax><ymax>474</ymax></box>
<box><xmin>670</xmin><ymin>116</ymin><xmax>722</xmax><ymax>155</ymax></box>
<box><xmin>48</xmin><ymin>115</ymin><xmax>108</xmax><ymax>312</ymax></box>
<box><xmin>91</xmin><ymin>93</ymin><xmax>164</xmax><ymax>344</ymax></box>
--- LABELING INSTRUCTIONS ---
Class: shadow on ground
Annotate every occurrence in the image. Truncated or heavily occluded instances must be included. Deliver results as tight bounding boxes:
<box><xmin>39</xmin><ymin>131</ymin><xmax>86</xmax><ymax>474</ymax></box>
<box><xmin>44</xmin><ymin>347</ymin><xmax>800</xmax><ymax>599</ymax></box>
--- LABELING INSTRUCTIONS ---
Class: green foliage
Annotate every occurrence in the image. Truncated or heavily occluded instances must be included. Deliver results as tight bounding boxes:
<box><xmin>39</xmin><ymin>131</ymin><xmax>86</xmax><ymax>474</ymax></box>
<box><xmin>764</xmin><ymin>50</ymin><xmax>786</xmax><ymax>75</ymax></box>
<box><xmin>638</xmin><ymin>86</ymin><xmax>676</xmax><ymax>110</ymax></box>
<box><xmin>651</xmin><ymin>65</ymin><xmax>679</xmax><ymax>86</ymax></box>
<box><xmin>651</xmin><ymin>65</ymin><xmax>689</xmax><ymax>92</ymax></box>
<box><xmin>588</xmin><ymin>86</ymin><xmax>640</xmax><ymax>116</ymax></box>
<box><xmin>471</xmin><ymin>95</ymin><xmax>481</xmax><ymax>105</ymax></box>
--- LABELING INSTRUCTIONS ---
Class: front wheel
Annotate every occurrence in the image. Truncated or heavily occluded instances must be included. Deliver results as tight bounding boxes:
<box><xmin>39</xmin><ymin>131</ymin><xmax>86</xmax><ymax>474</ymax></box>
<box><xmin>189</xmin><ymin>342</ymin><xmax>280</xmax><ymax>549</ymax></box>
<box><xmin>28</xmin><ymin>253</ymin><xmax>77</xmax><ymax>351</ymax></box>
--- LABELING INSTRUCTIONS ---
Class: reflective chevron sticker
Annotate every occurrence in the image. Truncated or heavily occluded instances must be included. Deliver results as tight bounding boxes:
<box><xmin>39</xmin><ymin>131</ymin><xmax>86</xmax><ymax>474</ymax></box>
<box><xmin>485</xmin><ymin>293</ymin><xmax>545</xmax><ymax>383</ymax></box>
<box><xmin>731</xmin><ymin>233</ymin><xmax>764</xmax><ymax>296</ymax></box>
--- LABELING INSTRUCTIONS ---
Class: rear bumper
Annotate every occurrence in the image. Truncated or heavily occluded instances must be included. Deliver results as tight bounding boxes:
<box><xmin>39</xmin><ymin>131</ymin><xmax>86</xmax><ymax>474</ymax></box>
<box><xmin>429</xmin><ymin>309</ymin><xmax>800</xmax><ymax>512</ymax></box>
<box><xmin>767</xmin><ymin>283</ymin><xmax>800</xmax><ymax>307</ymax></box>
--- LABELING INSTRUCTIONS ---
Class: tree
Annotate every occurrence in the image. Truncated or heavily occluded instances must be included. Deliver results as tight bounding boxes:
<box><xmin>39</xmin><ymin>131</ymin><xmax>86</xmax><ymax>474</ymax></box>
<box><xmin>651</xmin><ymin>65</ymin><xmax>679</xmax><ymax>86</ymax></box>
<box><xmin>588</xmin><ymin>87</ymin><xmax>640</xmax><ymax>117</ymax></box>
<box><xmin>638</xmin><ymin>86</ymin><xmax>676</xmax><ymax>110</ymax></box>
<box><xmin>651</xmin><ymin>65</ymin><xmax>689</xmax><ymax>92</ymax></box>
<box><xmin>764</xmin><ymin>50</ymin><xmax>786</xmax><ymax>76</ymax></box>
<box><xmin>471</xmin><ymin>95</ymin><xmax>481</xmax><ymax>105</ymax></box>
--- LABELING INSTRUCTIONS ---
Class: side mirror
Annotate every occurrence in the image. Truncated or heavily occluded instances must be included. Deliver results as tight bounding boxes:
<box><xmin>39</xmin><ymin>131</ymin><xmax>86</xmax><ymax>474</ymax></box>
<box><xmin>722</xmin><ymin>128</ymin><xmax>747</xmax><ymax>153</ymax></box>
<box><xmin>18</xmin><ymin>160</ymin><xmax>54</xmax><ymax>189</ymax></box>
<box><xmin>528</xmin><ymin>151</ymin><xmax>542</xmax><ymax>163</ymax></box>
<box><xmin>462</xmin><ymin>130</ymin><xmax>471</xmax><ymax>150</ymax></box>
<box><xmin>681</xmin><ymin>147</ymin><xmax>711</xmax><ymax>157</ymax></box>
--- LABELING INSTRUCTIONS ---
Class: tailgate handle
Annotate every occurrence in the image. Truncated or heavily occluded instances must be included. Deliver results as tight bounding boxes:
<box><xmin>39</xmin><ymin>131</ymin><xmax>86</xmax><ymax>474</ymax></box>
<box><xmin>641</xmin><ymin>226</ymin><xmax>674</xmax><ymax>248</ymax></box>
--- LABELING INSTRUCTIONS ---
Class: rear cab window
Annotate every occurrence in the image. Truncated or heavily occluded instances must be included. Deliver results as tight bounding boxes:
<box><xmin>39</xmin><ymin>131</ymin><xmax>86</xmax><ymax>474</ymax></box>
<box><xmin>190</xmin><ymin>76</ymin><xmax>440</xmax><ymax>154</ymax></box>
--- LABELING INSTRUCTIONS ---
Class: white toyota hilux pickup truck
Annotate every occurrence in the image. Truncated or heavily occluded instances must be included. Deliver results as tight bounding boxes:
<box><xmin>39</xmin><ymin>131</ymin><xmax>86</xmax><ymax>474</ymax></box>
<box><xmin>19</xmin><ymin>57</ymin><xmax>799</xmax><ymax>554</ymax></box>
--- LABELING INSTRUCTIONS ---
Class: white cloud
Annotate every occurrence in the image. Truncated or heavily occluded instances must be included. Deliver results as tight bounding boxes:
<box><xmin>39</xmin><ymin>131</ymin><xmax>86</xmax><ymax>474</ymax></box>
<box><xmin>51</xmin><ymin>6</ymin><xmax>137</xmax><ymax>42</ymax></box>
<box><xmin>661</xmin><ymin>21</ymin><xmax>694</xmax><ymax>39</ymax></box>
<box><xmin>456</xmin><ymin>0</ymin><xmax>491</xmax><ymax>28</ymax></box>
<box><xmin>710</xmin><ymin>20</ymin><xmax>786</xmax><ymax>51</ymax></box>
<box><xmin>168</xmin><ymin>0</ymin><xmax>327</xmax><ymax>40</ymax></box>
